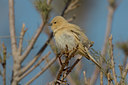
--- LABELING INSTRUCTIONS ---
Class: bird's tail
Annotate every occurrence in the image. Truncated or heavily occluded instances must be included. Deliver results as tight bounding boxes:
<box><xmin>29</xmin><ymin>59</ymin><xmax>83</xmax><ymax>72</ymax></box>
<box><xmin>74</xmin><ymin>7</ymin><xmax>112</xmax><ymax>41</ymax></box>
<box><xmin>84</xmin><ymin>47</ymin><xmax>107</xmax><ymax>76</ymax></box>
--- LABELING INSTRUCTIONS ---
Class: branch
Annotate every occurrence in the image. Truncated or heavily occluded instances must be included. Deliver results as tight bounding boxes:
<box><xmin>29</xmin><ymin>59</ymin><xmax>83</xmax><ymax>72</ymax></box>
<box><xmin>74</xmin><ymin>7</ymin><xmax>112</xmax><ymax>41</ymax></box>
<box><xmin>18</xmin><ymin>24</ymin><xmax>27</xmax><ymax>55</ymax></box>
<box><xmin>62</xmin><ymin>56</ymin><xmax>82</xmax><ymax>81</ymax></box>
<box><xmin>20</xmin><ymin>22</ymin><xmax>46</xmax><ymax>62</ymax></box>
<box><xmin>109</xmin><ymin>35</ymin><xmax>118</xmax><ymax>85</ymax></box>
<box><xmin>90</xmin><ymin>0</ymin><xmax>116</xmax><ymax>84</ymax></box>
<box><xmin>55</xmin><ymin>46</ymin><xmax>78</xmax><ymax>83</ymax></box>
<box><xmin>19</xmin><ymin>33</ymin><xmax>53</xmax><ymax>75</ymax></box>
<box><xmin>18</xmin><ymin>52</ymin><xmax>51</xmax><ymax>81</ymax></box>
<box><xmin>64</xmin><ymin>0</ymin><xmax>80</xmax><ymax>15</ymax></box>
<box><xmin>9</xmin><ymin>0</ymin><xmax>17</xmax><ymax>56</ymax></box>
<box><xmin>25</xmin><ymin>56</ymin><xmax>57</xmax><ymax>85</ymax></box>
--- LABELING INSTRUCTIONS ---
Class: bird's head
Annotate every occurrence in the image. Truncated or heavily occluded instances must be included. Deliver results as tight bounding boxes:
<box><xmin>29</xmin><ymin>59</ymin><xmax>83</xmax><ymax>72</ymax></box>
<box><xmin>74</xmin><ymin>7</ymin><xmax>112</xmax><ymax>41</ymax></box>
<box><xmin>49</xmin><ymin>16</ymin><xmax>68</xmax><ymax>31</ymax></box>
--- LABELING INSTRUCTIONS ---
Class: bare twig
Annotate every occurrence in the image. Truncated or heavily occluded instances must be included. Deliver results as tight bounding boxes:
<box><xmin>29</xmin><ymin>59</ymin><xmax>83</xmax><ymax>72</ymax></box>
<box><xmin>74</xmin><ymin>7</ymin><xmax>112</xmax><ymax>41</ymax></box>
<box><xmin>2</xmin><ymin>43</ymin><xmax>6</xmax><ymax>85</ymax></box>
<box><xmin>62</xmin><ymin>56</ymin><xmax>82</xmax><ymax>81</ymax></box>
<box><xmin>20</xmin><ymin>22</ymin><xmax>46</xmax><ymax>62</ymax></box>
<box><xmin>25</xmin><ymin>56</ymin><xmax>57</xmax><ymax>85</ymax></box>
<box><xmin>109</xmin><ymin>35</ymin><xmax>118</xmax><ymax>85</ymax></box>
<box><xmin>18</xmin><ymin>52</ymin><xmax>51</xmax><ymax>81</ymax></box>
<box><xmin>18</xmin><ymin>24</ymin><xmax>27</xmax><ymax>55</ymax></box>
<box><xmin>90</xmin><ymin>0</ymin><xmax>116</xmax><ymax>84</ymax></box>
<box><xmin>9</xmin><ymin>0</ymin><xmax>17</xmax><ymax>54</ymax></box>
<box><xmin>64</xmin><ymin>0</ymin><xmax>80</xmax><ymax>15</ymax></box>
<box><xmin>19</xmin><ymin>33</ymin><xmax>53</xmax><ymax>75</ymax></box>
<box><xmin>120</xmin><ymin>62</ymin><xmax>128</xmax><ymax>84</ymax></box>
<box><xmin>100</xmin><ymin>5</ymin><xmax>115</xmax><ymax>85</ymax></box>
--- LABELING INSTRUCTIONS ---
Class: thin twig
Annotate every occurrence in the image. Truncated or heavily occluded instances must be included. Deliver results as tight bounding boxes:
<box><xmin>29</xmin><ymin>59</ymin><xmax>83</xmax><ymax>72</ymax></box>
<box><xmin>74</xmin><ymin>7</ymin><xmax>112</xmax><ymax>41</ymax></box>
<box><xmin>64</xmin><ymin>0</ymin><xmax>80</xmax><ymax>15</ymax></box>
<box><xmin>18</xmin><ymin>52</ymin><xmax>51</xmax><ymax>81</ymax></box>
<box><xmin>109</xmin><ymin>35</ymin><xmax>118</xmax><ymax>85</ymax></box>
<box><xmin>18</xmin><ymin>23</ymin><xmax>27</xmax><ymax>55</ymax></box>
<box><xmin>25</xmin><ymin>56</ymin><xmax>57</xmax><ymax>85</ymax></box>
<box><xmin>19</xmin><ymin>33</ymin><xmax>53</xmax><ymax>75</ymax></box>
<box><xmin>20</xmin><ymin>22</ymin><xmax>46</xmax><ymax>62</ymax></box>
<box><xmin>90</xmin><ymin>0</ymin><xmax>116</xmax><ymax>84</ymax></box>
<box><xmin>100</xmin><ymin>5</ymin><xmax>115</xmax><ymax>85</ymax></box>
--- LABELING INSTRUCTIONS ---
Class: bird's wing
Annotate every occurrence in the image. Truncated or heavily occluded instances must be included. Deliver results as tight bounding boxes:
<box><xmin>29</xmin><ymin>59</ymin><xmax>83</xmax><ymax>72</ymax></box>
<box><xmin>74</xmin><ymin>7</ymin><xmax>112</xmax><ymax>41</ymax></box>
<box><xmin>71</xmin><ymin>29</ymin><xmax>102</xmax><ymax>69</ymax></box>
<box><xmin>68</xmin><ymin>24</ymin><xmax>93</xmax><ymax>48</ymax></box>
<box><xmin>70</xmin><ymin>30</ymin><xmax>90</xmax><ymax>60</ymax></box>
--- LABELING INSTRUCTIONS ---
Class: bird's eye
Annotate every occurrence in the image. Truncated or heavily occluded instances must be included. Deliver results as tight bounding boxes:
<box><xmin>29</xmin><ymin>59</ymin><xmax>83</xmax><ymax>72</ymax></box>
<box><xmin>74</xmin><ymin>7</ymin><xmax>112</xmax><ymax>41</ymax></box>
<box><xmin>54</xmin><ymin>22</ymin><xmax>56</xmax><ymax>24</ymax></box>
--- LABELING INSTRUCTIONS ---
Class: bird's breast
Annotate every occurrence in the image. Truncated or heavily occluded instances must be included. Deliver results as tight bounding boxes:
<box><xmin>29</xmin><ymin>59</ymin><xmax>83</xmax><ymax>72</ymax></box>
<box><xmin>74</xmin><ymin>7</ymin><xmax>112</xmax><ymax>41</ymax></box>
<box><xmin>54</xmin><ymin>31</ymin><xmax>77</xmax><ymax>51</ymax></box>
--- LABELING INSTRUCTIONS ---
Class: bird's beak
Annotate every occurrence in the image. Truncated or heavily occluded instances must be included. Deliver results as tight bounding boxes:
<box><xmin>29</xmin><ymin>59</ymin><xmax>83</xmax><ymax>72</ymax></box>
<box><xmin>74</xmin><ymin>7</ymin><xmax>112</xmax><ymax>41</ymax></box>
<box><xmin>48</xmin><ymin>23</ymin><xmax>52</xmax><ymax>26</ymax></box>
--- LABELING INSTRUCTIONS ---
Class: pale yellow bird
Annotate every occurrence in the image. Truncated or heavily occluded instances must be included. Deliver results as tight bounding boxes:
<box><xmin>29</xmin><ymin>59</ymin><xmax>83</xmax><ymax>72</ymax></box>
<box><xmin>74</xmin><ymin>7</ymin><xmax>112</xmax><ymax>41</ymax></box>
<box><xmin>49</xmin><ymin>16</ymin><xmax>101</xmax><ymax>69</ymax></box>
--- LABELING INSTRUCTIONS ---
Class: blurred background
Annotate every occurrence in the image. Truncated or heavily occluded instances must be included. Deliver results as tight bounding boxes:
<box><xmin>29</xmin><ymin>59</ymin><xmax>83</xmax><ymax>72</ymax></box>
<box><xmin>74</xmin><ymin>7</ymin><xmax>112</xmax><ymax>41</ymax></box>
<box><xmin>0</xmin><ymin>0</ymin><xmax>128</xmax><ymax>85</ymax></box>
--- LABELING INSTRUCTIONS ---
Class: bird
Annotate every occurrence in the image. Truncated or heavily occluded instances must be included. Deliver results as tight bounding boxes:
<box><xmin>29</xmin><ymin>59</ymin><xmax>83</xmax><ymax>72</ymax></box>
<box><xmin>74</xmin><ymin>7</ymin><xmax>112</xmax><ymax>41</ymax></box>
<box><xmin>49</xmin><ymin>16</ymin><xmax>102</xmax><ymax>69</ymax></box>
